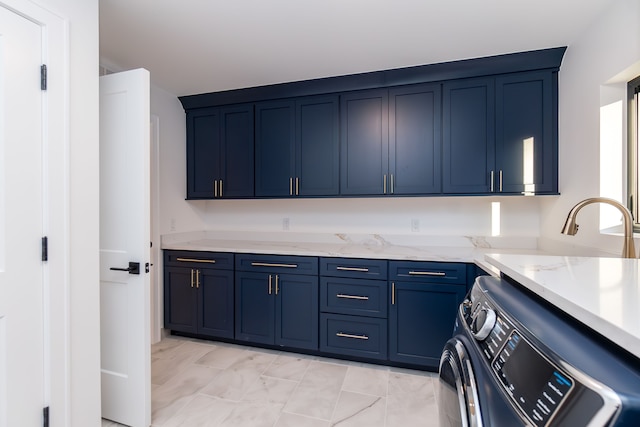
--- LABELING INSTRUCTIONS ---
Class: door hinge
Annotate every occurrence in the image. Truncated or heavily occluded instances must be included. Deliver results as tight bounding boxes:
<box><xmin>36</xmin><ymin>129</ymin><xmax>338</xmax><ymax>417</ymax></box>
<box><xmin>41</xmin><ymin>64</ymin><xmax>47</xmax><ymax>90</ymax></box>
<box><xmin>43</xmin><ymin>406</ymin><xmax>49</xmax><ymax>427</ymax></box>
<box><xmin>42</xmin><ymin>236</ymin><xmax>48</xmax><ymax>262</ymax></box>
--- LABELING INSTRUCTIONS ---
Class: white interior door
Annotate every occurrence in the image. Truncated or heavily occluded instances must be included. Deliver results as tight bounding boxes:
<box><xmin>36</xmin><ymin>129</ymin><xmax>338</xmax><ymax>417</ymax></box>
<box><xmin>100</xmin><ymin>69</ymin><xmax>151</xmax><ymax>427</ymax></box>
<box><xmin>0</xmin><ymin>5</ymin><xmax>45</xmax><ymax>426</ymax></box>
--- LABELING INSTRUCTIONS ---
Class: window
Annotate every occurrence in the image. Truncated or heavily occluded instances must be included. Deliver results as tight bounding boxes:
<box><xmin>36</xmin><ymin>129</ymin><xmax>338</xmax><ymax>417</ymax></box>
<box><xmin>628</xmin><ymin>76</ymin><xmax>640</xmax><ymax>228</ymax></box>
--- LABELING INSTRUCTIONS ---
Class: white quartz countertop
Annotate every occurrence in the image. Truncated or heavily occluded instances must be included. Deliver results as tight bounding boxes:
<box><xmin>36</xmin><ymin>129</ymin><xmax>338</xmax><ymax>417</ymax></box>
<box><xmin>160</xmin><ymin>230</ymin><xmax>542</xmax><ymax>269</ymax></box>
<box><xmin>485</xmin><ymin>253</ymin><xmax>640</xmax><ymax>360</ymax></box>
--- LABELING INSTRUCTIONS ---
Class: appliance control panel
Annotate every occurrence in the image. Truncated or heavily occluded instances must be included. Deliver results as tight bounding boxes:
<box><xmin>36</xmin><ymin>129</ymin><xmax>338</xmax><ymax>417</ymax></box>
<box><xmin>462</xmin><ymin>286</ymin><xmax>575</xmax><ymax>426</ymax></box>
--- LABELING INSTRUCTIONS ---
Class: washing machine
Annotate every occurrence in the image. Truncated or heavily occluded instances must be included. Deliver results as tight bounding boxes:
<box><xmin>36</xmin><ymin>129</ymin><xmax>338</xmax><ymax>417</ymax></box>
<box><xmin>438</xmin><ymin>275</ymin><xmax>640</xmax><ymax>426</ymax></box>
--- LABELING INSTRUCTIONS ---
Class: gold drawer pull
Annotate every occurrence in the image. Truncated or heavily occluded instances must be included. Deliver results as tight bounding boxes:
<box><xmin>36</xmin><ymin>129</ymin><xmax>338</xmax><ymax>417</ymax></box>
<box><xmin>251</xmin><ymin>262</ymin><xmax>298</xmax><ymax>268</ymax></box>
<box><xmin>408</xmin><ymin>271</ymin><xmax>446</xmax><ymax>276</ymax></box>
<box><xmin>176</xmin><ymin>257</ymin><xmax>216</xmax><ymax>264</ymax></box>
<box><xmin>336</xmin><ymin>294</ymin><xmax>369</xmax><ymax>301</ymax></box>
<box><xmin>336</xmin><ymin>332</ymin><xmax>369</xmax><ymax>340</ymax></box>
<box><xmin>336</xmin><ymin>266</ymin><xmax>369</xmax><ymax>272</ymax></box>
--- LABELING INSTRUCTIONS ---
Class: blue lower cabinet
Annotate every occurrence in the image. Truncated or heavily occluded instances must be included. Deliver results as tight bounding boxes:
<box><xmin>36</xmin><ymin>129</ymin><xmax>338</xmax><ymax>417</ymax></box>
<box><xmin>320</xmin><ymin>313</ymin><xmax>387</xmax><ymax>360</ymax></box>
<box><xmin>163</xmin><ymin>251</ymin><xmax>235</xmax><ymax>339</ymax></box>
<box><xmin>235</xmin><ymin>271</ymin><xmax>318</xmax><ymax>350</ymax></box>
<box><xmin>389</xmin><ymin>281</ymin><xmax>466</xmax><ymax>368</ymax></box>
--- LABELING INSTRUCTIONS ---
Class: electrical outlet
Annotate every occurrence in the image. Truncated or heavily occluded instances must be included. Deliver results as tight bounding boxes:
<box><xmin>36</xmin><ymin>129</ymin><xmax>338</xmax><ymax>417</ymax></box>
<box><xmin>282</xmin><ymin>217</ymin><xmax>290</xmax><ymax>231</ymax></box>
<box><xmin>411</xmin><ymin>219</ymin><xmax>420</xmax><ymax>232</ymax></box>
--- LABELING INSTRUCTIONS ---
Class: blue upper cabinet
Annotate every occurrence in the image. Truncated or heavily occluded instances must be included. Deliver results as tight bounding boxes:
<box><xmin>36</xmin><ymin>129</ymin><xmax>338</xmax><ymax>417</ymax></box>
<box><xmin>443</xmin><ymin>70</ymin><xmax>558</xmax><ymax>195</ymax></box>
<box><xmin>256</xmin><ymin>96</ymin><xmax>339</xmax><ymax>197</ymax></box>
<box><xmin>340</xmin><ymin>89</ymin><xmax>389</xmax><ymax>195</ymax></box>
<box><xmin>186</xmin><ymin>104</ymin><xmax>254</xmax><ymax>199</ymax></box>
<box><xmin>496</xmin><ymin>71</ymin><xmax>556</xmax><ymax>194</ymax></box>
<box><xmin>389</xmin><ymin>84</ymin><xmax>442</xmax><ymax>195</ymax></box>
<box><xmin>187</xmin><ymin>108</ymin><xmax>221</xmax><ymax>199</ymax></box>
<box><xmin>442</xmin><ymin>77</ymin><xmax>496</xmax><ymax>194</ymax></box>
<box><xmin>181</xmin><ymin>49</ymin><xmax>564</xmax><ymax>199</ymax></box>
<box><xmin>255</xmin><ymin>100</ymin><xmax>296</xmax><ymax>197</ymax></box>
<box><xmin>296</xmin><ymin>95</ymin><xmax>340</xmax><ymax>196</ymax></box>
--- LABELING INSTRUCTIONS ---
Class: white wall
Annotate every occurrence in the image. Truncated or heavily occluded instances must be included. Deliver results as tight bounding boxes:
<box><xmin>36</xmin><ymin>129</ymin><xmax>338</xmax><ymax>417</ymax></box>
<box><xmin>540</xmin><ymin>0</ymin><xmax>640</xmax><ymax>256</ymax></box>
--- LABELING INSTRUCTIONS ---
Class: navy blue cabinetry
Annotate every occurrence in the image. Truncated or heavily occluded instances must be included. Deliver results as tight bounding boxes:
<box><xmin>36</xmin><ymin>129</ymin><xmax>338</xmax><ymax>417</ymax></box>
<box><xmin>319</xmin><ymin>257</ymin><xmax>388</xmax><ymax>360</ymax></box>
<box><xmin>389</xmin><ymin>261</ymin><xmax>468</xmax><ymax>368</ymax></box>
<box><xmin>255</xmin><ymin>100</ymin><xmax>295</xmax><ymax>197</ymax></box>
<box><xmin>186</xmin><ymin>104</ymin><xmax>254</xmax><ymax>199</ymax></box>
<box><xmin>389</xmin><ymin>84</ymin><xmax>442</xmax><ymax>195</ymax></box>
<box><xmin>340</xmin><ymin>90</ymin><xmax>389</xmax><ymax>195</ymax></box>
<box><xmin>496</xmin><ymin>71</ymin><xmax>556</xmax><ymax>194</ymax></box>
<box><xmin>235</xmin><ymin>254</ymin><xmax>319</xmax><ymax>350</ymax></box>
<box><xmin>163</xmin><ymin>250</ymin><xmax>235</xmax><ymax>339</ymax></box>
<box><xmin>256</xmin><ymin>96</ymin><xmax>339</xmax><ymax>197</ymax></box>
<box><xmin>443</xmin><ymin>70</ymin><xmax>558</xmax><ymax>195</ymax></box>
<box><xmin>442</xmin><ymin>77</ymin><xmax>496</xmax><ymax>194</ymax></box>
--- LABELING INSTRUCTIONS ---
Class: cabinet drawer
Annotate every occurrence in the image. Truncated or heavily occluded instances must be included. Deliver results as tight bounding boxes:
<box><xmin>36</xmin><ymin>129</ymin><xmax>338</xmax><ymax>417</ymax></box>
<box><xmin>389</xmin><ymin>261</ymin><xmax>466</xmax><ymax>284</ymax></box>
<box><xmin>164</xmin><ymin>250</ymin><xmax>234</xmax><ymax>270</ymax></box>
<box><xmin>320</xmin><ymin>313</ymin><xmax>387</xmax><ymax>360</ymax></box>
<box><xmin>236</xmin><ymin>254</ymin><xmax>318</xmax><ymax>275</ymax></box>
<box><xmin>320</xmin><ymin>257</ymin><xmax>387</xmax><ymax>280</ymax></box>
<box><xmin>320</xmin><ymin>277</ymin><xmax>387</xmax><ymax>318</ymax></box>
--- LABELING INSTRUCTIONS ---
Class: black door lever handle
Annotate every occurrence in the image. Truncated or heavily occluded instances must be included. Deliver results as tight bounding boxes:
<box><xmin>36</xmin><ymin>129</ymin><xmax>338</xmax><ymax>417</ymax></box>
<box><xmin>110</xmin><ymin>261</ymin><xmax>140</xmax><ymax>275</ymax></box>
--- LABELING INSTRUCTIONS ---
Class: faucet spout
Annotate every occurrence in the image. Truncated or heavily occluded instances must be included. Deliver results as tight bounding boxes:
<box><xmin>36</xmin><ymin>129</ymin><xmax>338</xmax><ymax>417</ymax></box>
<box><xmin>561</xmin><ymin>197</ymin><xmax>636</xmax><ymax>258</ymax></box>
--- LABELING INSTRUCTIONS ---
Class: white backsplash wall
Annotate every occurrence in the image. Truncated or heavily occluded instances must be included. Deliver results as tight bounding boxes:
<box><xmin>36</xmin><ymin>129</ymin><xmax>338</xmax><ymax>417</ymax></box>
<box><xmin>190</xmin><ymin>196</ymin><xmax>543</xmax><ymax>237</ymax></box>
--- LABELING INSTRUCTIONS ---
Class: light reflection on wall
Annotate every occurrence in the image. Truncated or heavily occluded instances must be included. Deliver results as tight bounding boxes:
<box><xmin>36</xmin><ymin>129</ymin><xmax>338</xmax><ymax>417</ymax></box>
<box><xmin>523</xmin><ymin>137</ymin><xmax>535</xmax><ymax>195</ymax></box>
<box><xmin>492</xmin><ymin>201</ymin><xmax>501</xmax><ymax>236</ymax></box>
<box><xmin>599</xmin><ymin>100</ymin><xmax>623</xmax><ymax>230</ymax></box>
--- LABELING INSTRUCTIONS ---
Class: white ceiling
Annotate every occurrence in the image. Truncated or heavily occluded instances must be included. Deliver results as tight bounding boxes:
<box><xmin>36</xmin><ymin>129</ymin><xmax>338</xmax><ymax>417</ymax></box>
<box><xmin>99</xmin><ymin>0</ymin><xmax>614</xmax><ymax>97</ymax></box>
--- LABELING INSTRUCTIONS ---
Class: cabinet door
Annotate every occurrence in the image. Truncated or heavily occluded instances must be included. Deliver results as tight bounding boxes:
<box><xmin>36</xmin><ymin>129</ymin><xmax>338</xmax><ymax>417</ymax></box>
<box><xmin>296</xmin><ymin>95</ymin><xmax>339</xmax><ymax>196</ymax></box>
<box><xmin>275</xmin><ymin>274</ymin><xmax>318</xmax><ymax>350</ymax></box>
<box><xmin>255</xmin><ymin>100</ymin><xmax>295</xmax><ymax>197</ymax></box>
<box><xmin>186</xmin><ymin>108</ymin><xmax>221</xmax><ymax>199</ymax></box>
<box><xmin>442</xmin><ymin>78</ymin><xmax>495</xmax><ymax>194</ymax></box>
<box><xmin>340</xmin><ymin>89</ymin><xmax>389</xmax><ymax>195</ymax></box>
<box><xmin>220</xmin><ymin>104</ymin><xmax>254</xmax><ymax>198</ymax></box>
<box><xmin>496</xmin><ymin>71</ymin><xmax>555</xmax><ymax>194</ymax></box>
<box><xmin>198</xmin><ymin>269</ymin><xmax>234</xmax><ymax>339</ymax></box>
<box><xmin>389</xmin><ymin>281</ymin><xmax>466</xmax><ymax>368</ymax></box>
<box><xmin>389</xmin><ymin>84</ymin><xmax>442</xmax><ymax>195</ymax></box>
<box><xmin>163</xmin><ymin>266</ymin><xmax>198</xmax><ymax>334</ymax></box>
<box><xmin>235</xmin><ymin>271</ymin><xmax>275</xmax><ymax>344</ymax></box>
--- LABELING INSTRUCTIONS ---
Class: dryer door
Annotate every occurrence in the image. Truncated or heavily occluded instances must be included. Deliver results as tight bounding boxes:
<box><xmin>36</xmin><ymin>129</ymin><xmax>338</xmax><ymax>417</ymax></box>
<box><xmin>438</xmin><ymin>338</ymin><xmax>483</xmax><ymax>427</ymax></box>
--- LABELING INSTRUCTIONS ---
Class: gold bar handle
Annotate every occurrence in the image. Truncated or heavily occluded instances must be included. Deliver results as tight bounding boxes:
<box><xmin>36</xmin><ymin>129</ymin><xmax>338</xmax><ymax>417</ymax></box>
<box><xmin>275</xmin><ymin>275</ymin><xmax>279</xmax><ymax>295</ymax></box>
<box><xmin>296</xmin><ymin>177</ymin><xmax>299</xmax><ymax>196</ymax></box>
<box><xmin>289</xmin><ymin>177</ymin><xmax>293</xmax><ymax>196</ymax></box>
<box><xmin>336</xmin><ymin>332</ymin><xmax>369</xmax><ymax>340</ymax></box>
<box><xmin>337</xmin><ymin>294</ymin><xmax>369</xmax><ymax>301</ymax></box>
<box><xmin>490</xmin><ymin>170</ymin><xmax>495</xmax><ymax>192</ymax></box>
<box><xmin>220</xmin><ymin>179</ymin><xmax>223</xmax><ymax>198</ymax></box>
<box><xmin>190</xmin><ymin>269</ymin><xmax>194</xmax><ymax>288</ymax></box>
<box><xmin>336</xmin><ymin>266</ymin><xmax>369</xmax><ymax>272</ymax></box>
<box><xmin>176</xmin><ymin>257</ymin><xmax>216</xmax><ymax>264</ymax></box>
<box><xmin>251</xmin><ymin>262</ymin><xmax>298</xmax><ymax>268</ymax></box>
<box><xmin>391</xmin><ymin>174</ymin><xmax>394</xmax><ymax>194</ymax></box>
<box><xmin>383</xmin><ymin>174</ymin><xmax>387</xmax><ymax>194</ymax></box>
<box><xmin>196</xmin><ymin>269</ymin><xmax>200</xmax><ymax>289</ymax></box>
<box><xmin>408</xmin><ymin>271</ymin><xmax>446</xmax><ymax>276</ymax></box>
<box><xmin>499</xmin><ymin>170</ymin><xmax>503</xmax><ymax>192</ymax></box>
<box><xmin>214</xmin><ymin>180</ymin><xmax>218</xmax><ymax>198</ymax></box>
<box><xmin>268</xmin><ymin>275</ymin><xmax>272</xmax><ymax>295</ymax></box>
<box><xmin>392</xmin><ymin>282</ymin><xmax>395</xmax><ymax>305</ymax></box>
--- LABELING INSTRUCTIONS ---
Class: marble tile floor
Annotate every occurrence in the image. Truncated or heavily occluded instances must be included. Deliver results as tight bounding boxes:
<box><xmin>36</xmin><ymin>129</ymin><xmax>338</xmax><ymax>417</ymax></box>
<box><xmin>102</xmin><ymin>336</ymin><xmax>440</xmax><ymax>427</ymax></box>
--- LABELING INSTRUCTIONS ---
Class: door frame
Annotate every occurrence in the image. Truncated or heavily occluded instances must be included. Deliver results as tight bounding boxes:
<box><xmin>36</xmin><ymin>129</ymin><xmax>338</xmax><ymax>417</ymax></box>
<box><xmin>0</xmin><ymin>0</ymin><xmax>70</xmax><ymax>424</ymax></box>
